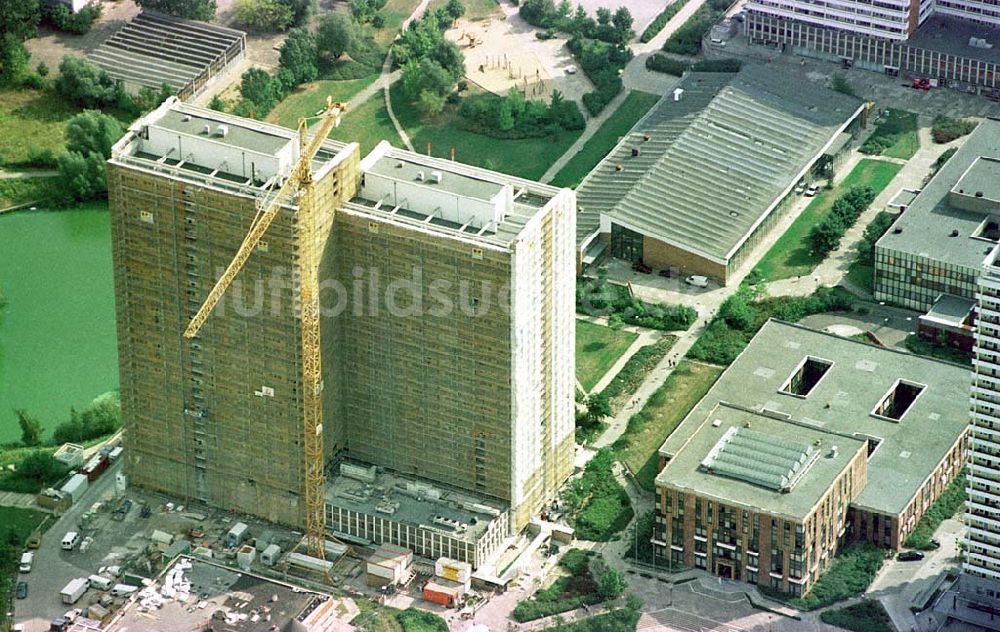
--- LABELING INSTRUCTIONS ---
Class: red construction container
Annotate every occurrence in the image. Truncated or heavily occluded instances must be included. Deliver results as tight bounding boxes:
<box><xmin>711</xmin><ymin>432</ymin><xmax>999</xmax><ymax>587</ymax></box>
<box><xmin>81</xmin><ymin>454</ymin><xmax>109</xmax><ymax>482</ymax></box>
<box><xmin>423</xmin><ymin>579</ymin><xmax>463</xmax><ymax>608</ymax></box>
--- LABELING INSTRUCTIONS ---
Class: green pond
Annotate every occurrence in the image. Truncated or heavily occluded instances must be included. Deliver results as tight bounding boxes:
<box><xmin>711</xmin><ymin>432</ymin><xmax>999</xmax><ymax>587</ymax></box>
<box><xmin>0</xmin><ymin>203</ymin><xmax>118</xmax><ymax>443</ymax></box>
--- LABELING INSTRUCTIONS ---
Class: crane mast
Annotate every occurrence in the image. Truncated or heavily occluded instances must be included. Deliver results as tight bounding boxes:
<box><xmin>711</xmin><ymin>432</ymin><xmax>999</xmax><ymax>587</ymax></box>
<box><xmin>184</xmin><ymin>99</ymin><xmax>345</xmax><ymax>562</ymax></box>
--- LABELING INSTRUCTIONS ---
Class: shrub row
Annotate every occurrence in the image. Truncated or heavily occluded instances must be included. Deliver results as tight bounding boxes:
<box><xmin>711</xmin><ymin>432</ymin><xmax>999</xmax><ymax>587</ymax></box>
<box><xmin>807</xmin><ymin>185</ymin><xmax>877</xmax><ymax>257</ymax></box>
<box><xmin>511</xmin><ymin>549</ymin><xmax>601</xmax><ymax>621</ymax></box>
<box><xmin>661</xmin><ymin>0</ymin><xmax>731</xmax><ymax>56</ymax></box>
<box><xmin>457</xmin><ymin>90</ymin><xmax>584</xmax><ymax>139</ymax></box>
<box><xmin>645</xmin><ymin>54</ymin><xmax>742</xmax><ymax>75</ymax></box>
<box><xmin>577</xmin><ymin>278</ymin><xmax>696</xmax><ymax>331</ymax></box>
<box><xmin>931</xmin><ymin>115</ymin><xmax>978</xmax><ymax>144</ymax></box>
<box><xmin>601</xmin><ymin>337</ymin><xmax>675</xmax><ymax>403</ymax></box>
<box><xmin>640</xmin><ymin>0</ymin><xmax>691</xmax><ymax>43</ymax></box>
<box><xmin>567</xmin><ymin>36</ymin><xmax>632</xmax><ymax>116</ymax></box>
<box><xmin>562</xmin><ymin>449</ymin><xmax>633</xmax><ymax>541</ymax></box>
<box><xmin>905</xmin><ymin>470</ymin><xmax>967</xmax><ymax>549</ymax></box>
<box><xmin>689</xmin><ymin>286</ymin><xmax>855</xmax><ymax>365</ymax></box>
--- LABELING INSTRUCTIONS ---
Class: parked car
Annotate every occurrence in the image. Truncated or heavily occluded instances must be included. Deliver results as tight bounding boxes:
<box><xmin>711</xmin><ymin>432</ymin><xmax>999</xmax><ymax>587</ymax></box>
<box><xmin>898</xmin><ymin>550</ymin><xmax>925</xmax><ymax>561</ymax></box>
<box><xmin>565</xmin><ymin>65</ymin><xmax>577</xmax><ymax>75</ymax></box>
<box><xmin>685</xmin><ymin>275</ymin><xmax>710</xmax><ymax>288</ymax></box>
<box><xmin>632</xmin><ymin>260</ymin><xmax>652</xmax><ymax>274</ymax></box>
<box><xmin>16</xmin><ymin>581</ymin><xmax>28</xmax><ymax>599</ymax></box>
<box><xmin>912</xmin><ymin>78</ymin><xmax>931</xmax><ymax>90</ymax></box>
<box><xmin>140</xmin><ymin>503</ymin><xmax>151</xmax><ymax>519</ymax></box>
<box><xmin>795</xmin><ymin>182</ymin><xmax>806</xmax><ymax>195</ymax></box>
<box><xmin>805</xmin><ymin>184</ymin><xmax>820</xmax><ymax>197</ymax></box>
<box><xmin>63</xmin><ymin>609</ymin><xmax>82</xmax><ymax>624</ymax></box>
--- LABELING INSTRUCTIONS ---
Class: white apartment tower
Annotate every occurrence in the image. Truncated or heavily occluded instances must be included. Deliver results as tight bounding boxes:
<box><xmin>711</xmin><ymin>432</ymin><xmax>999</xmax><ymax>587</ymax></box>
<box><xmin>966</xmin><ymin>253</ymin><xmax>1000</xmax><ymax>605</ymax></box>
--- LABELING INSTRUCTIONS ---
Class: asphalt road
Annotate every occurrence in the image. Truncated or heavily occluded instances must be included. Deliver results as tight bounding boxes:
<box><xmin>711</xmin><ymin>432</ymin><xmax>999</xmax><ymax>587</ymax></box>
<box><xmin>14</xmin><ymin>460</ymin><xmax>124</xmax><ymax>631</ymax></box>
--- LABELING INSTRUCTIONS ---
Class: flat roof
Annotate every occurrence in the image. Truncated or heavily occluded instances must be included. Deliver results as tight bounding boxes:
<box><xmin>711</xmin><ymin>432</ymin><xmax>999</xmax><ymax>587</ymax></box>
<box><xmin>108</xmin><ymin>556</ymin><xmax>331</xmax><ymax>631</ymax></box>
<box><xmin>576</xmin><ymin>64</ymin><xmax>863</xmax><ymax>260</ymax></box>
<box><xmin>924</xmin><ymin>293</ymin><xmax>976</xmax><ymax>326</ymax></box>
<box><xmin>659</xmin><ymin>404</ymin><xmax>866</xmax><ymax>519</ymax></box>
<box><xmin>348</xmin><ymin>144</ymin><xmax>563</xmax><ymax>248</ymax></box>
<box><xmin>908</xmin><ymin>15</ymin><xmax>1000</xmax><ymax>66</ymax></box>
<box><xmin>111</xmin><ymin>98</ymin><xmax>350</xmax><ymax>195</ymax></box>
<box><xmin>658</xmin><ymin>321</ymin><xmax>969</xmax><ymax>516</ymax></box>
<box><xmin>156</xmin><ymin>107</ymin><xmax>292</xmax><ymax>156</ymax></box>
<box><xmin>954</xmin><ymin>156</ymin><xmax>1000</xmax><ymax>203</ymax></box>
<box><xmin>325</xmin><ymin>463</ymin><xmax>507</xmax><ymax>545</ymax></box>
<box><xmin>876</xmin><ymin>118</ymin><xmax>1000</xmax><ymax>268</ymax></box>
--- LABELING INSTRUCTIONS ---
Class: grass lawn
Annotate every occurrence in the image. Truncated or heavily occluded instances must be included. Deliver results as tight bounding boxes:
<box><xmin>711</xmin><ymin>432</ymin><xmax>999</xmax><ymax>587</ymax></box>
<box><xmin>861</xmin><ymin>109</ymin><xmax>919</xmax><ymax>160</ymax></box>
<box><xmin>429</xmin><ymin>0</ymin><xmax>502</xmax><ymax>20</ymax></box>
<box><xmin>390</xmin><ymin>83</ymin><xmax>582</xmax><ymax>180</ymax></box>
<box><xmin>601</xmin><ymin>336</ymin><xmax>676</xmax><ymax>410</ymax></box>
<box><xmin>763</xmin><ymin>543</ymin><xmax>888</xmax><ymax>610</ymax></box>
<box><xmin>372</xmin><ymin>0</ymin><xmax>424</xmax><ymax>45</ymax></box>
<box><xmin>819</xmin><ymin>599</ymin><xmax>894</xmax><ymax>632</ymax></box>
<box><xmin>396</xmin><ymin>608</ymin><xmax>448</xmax><ymax>631</ymax></box>
<box><xmin>902</xmin><ymin>334</ymin><xmax>972</xmax><ymax>367</ymax></box>
<box><xmin>512</xmin><ymin>549</ymin><xmax>602</xmax><ymax>621</ymax></box>
<box><xmin>615</xmin><ymin>361</ymin><xmax>723</xmax><ymax>490</ymax></box>
<box><xmin>327</xmin><ymin>90</ymin><xmax>402</xmax><ymax>155</ymax></box>
<box><xmin>0</xmin><ymin>87</ymin><xmax>79</xmax><ymax>165</ymax></box>
<box><xmin>755</xmin><ymin>160</ymin><xmax>902</xmax><ymax>281</ymax></box>
<box><xmin>575</xmin><ymin>320</ymin><xmax>638</xmax><ymax>391</ymax></box>
<box><xmin>268</xmin><ymin>75</ymin><xmax>380</xmax><ymax>130</ymax></box>
<box><xmin>0</xmin><ymin>203</ymin><xmax>119</xmax><ymax>443</ymax></box>
<box><xmin>550</xmin><ymin>91</ymin><xmax>661</xmax><ymax>188</ymax></box>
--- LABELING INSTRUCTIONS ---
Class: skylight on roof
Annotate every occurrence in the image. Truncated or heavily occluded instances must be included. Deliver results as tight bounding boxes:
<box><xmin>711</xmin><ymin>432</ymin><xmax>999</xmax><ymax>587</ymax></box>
<box><xmin>871</xmin><ymin>379</ymin><xmax>926</xmax><ymax>422</ymax></box>
<box><xmin>780</xmin><ymin>356</ymin><xmax>833</xmax><ymax>398</ymax></box>
<box><xmin>700</xmin><ymin>427</ymin><xmax>818</xmax><ymax>492</ymax></box>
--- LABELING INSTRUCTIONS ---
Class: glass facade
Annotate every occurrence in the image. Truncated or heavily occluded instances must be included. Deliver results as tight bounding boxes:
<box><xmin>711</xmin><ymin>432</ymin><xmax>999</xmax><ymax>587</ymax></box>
<box><xmin>874</xmin><ymin>246</ymin><xmax>979</xmax><ymax>310</ymax></box>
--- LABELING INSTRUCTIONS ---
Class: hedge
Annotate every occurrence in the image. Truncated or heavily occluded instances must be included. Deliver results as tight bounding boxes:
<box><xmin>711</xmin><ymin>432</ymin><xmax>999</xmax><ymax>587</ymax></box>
<box><xmin>640</xmin><ymin>0</ymin><xmax>691</xmax><ymax>43</ymax></box>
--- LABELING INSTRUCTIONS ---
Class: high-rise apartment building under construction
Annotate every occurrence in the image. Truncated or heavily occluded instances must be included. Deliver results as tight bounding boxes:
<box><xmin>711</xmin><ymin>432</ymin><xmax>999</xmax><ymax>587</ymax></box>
<box><xmin>108</xmin><ymin>99</ymin><xmax>575</xmax><ymax>547</ymax></box>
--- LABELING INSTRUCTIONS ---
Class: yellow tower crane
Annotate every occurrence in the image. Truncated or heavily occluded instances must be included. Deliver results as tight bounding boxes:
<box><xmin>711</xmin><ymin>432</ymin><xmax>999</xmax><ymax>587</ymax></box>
<box><xmin>183</xmin><ymin>98</ymin><xmax>346</xmax><ymax>562</ymax></box>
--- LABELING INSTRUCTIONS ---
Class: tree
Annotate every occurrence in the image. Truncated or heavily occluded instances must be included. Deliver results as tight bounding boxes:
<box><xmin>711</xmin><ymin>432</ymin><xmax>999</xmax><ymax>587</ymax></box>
<box><xmin>208</xmin><ymin>94</ymin><xmax>225</xmax><ymax>111</ymax></box>
<box><xmin>57</xmin><ymin>150</ymin><xmax>108</xmax><ymax>201</ymax></box>
<box><xmin>401</xmin><ymin>58</ymin><xmax>454</xmax><ymax>99</ymax></box>
<box><xmin>445</xmin><ymin>0</ymin><xmax>465</xmax><ymax>20</ymax></box>
<box><xmin>55</xmin><ymin>55</ymin><xmax>120</xmax><ymax>108</ymax></box>
<box><xmin>808</xmin><ymin>215</ymin><xmax>846</xmax><ymax>256</ymax></box>
<box><xmin>15</xmin><ymin>452</ymin><xmax>67</xmax><ymax>485</ymax></box>
<box><xmin>429</xmin><ymin>39</ymin><xmax>464</xmax><ymax>81</ymax></box>
<box><xmin>0</xmin><ymin>33</ymin><xmax>29</xmax><ymax>84</ymax></box>
<box><xmin>234</xmin><ymin>0</ymin><xmax>294</xmax><ymax>32</ymax></box>
<box><xmin>316</xmin><ymin>12</ymin><xmax>357</xmax><ymax>62</ymax></box>
<box><xmin>612</xmin><ymin>7</ymin><xmax>634</xmax><ymax>40</ymax></box>
<box><xmin>65</xmin><ymin>110</ymin><xmax>123</xmax><ymax>158</ymax></box>
<box><xmin>595</xmin><ymin>7</ymin><xmax>612</xmax><ymax>25</ymax></box>
<box><xmin>585</xmin><ymin>392</ymin><xmax>611</xmax><ymax>425</ymax></box>
<box><xmin>240</xmin><ymin>67</ymin><xmax>281</xmax><ymax>112</ymax></box>
<box><xmin>280</xmin><ymin>0</ymin><xmax>310</xmax><ymax>25</ymax></box>
<box><xmin>719</xmin><ymin>286</ymin><xmax>757</xmax><ymax>331</ymax></box>
<box><xmin>417</xmin><ymin>89</ymin><xmax>445</xmax><ymax>117</ymax></box>
<box><xmin>135</xmin><ymin>0</ymin><xmax>216</xmax><ymax>21</ymax></box>
<box><xmin>0</xmin><ymin>0</ymin><xmax>42</xmax><ymax>41</ymax></box>
<box><xmin>598</xmin><ymin>569</ymin><xmax>626</xmax><ymax>600</ymax></box>
<box><xmin>279</xmin><ymin>27</ymin><xmax>318</xmax><ymax>84</ymax></box>
<box><xmin>16</xmin><ymin>410</ymin><xmax>43</xmax><ymax>447</ymax></box>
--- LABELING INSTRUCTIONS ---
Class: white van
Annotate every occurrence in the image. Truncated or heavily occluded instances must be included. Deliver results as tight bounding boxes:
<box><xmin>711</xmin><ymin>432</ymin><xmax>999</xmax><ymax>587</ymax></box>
<box><xmin>88</xmin><ymin>574</ymin><xmax>113</xmax><ymax>591</ymax></box>
<box><xmin>61</xmin><ymin>531</ymin><xmax>81</xmax><ymax>551</ymax></box>
<box><xmin>110</xmin><ymin>584</ymin><xmax>138</xmax><ymax>597</ymax></box>
<box><xmin>19</xmin><ymin>552</ymin><xmax>33</xmax><ymax>573</ymax></box>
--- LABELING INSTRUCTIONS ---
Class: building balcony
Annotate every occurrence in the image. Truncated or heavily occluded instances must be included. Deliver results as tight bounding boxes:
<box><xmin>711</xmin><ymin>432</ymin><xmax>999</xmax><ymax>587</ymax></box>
<box><xmin>969</xmin><ymin>470</ymin><xmax>1000</xmax><ymax>489</ymax></box>
<box><xmin>966</xmin><ymin>551</ymin><xmax>1000</xmax><ymax>568</ymax></box>
<box><xmin>970</xmin><ymin>424</ymin><xmax>1000</xmax><ymax>441</ymax></box>
<box><xmin>967</xmin><ymin>511</ymin><xmax>1000</xmax><ymax>531</ymax></box>
<box><xmin>967</xmin><ymin>499</ymin><xmax>1000</xmax><ymax>515</ymax></box>
<box><xmin>972</xmin><ymin>410</ymin><xmax>1000</xmax><ymax>426</ymax></box>
<box><xmin>967</xmin><ymin>537</ymin><xmax>1000</xmax><ymax>557</ymax></box>
<box><xmin>974</xmin><ymin>357</ymin><xmax>1000</xmax><ymax>373</ymax></box>
<box><xmin>967</xmin><ymin>488</ymin><xmax>1000</xmax><ymax>505</ymax></box>
<box><xmin>964</xmin><ymin>561</ymin><xmax>1000</xmax><ymax>580</ymax></box>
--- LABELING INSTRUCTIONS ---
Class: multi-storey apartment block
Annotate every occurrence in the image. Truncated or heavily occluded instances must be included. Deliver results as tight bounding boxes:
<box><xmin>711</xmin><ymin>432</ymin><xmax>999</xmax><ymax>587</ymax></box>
<box><xmin>108</xmin><ymin>100</ymin><xmax>575</xmax><ymax>548</ymax></box>
<box><xmin>958</xmin><ymin>251</ymin><xmax>1000</xmax><ymax>620</ymax></box>
<box><xmin>656</xmin><ymin>321</ymin><xmax>969</xmax><ymax>595</ymax></box>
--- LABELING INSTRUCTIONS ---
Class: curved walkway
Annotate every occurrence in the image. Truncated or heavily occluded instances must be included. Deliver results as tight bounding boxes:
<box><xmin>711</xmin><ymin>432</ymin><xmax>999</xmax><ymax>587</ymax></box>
<box><xmin>377</xmin><ymin>0</ymin><xmax>432</xmax><ymax>152</ymax></box>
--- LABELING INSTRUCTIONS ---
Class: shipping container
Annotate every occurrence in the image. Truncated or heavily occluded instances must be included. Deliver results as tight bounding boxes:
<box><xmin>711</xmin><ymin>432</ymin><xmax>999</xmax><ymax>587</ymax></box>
<box><xmin>261</xmin><ymin>544</ymin><xmax>281</xmax><ymax>566</ymax></box>
<box><xmin>81</xmin><ymin>455</ymin><xmax>108</xmax><ymax>482</ymax></box>
<box><xmin>60</xmin><ymin>475</ymin><xmax>89</xmax><ymax>504</ymax></box>
<box><xmin>287</xmin><ymin>552</ymin><xmax>334</xmax><ymax>574</ymax></box>
<box><xmin>423</xmin><ymin>579</ymin><xmax>463</xmax><ymax>607</ymax></box>
<box><xmin>108</xmin><ymin>447</ymin><xmax>124</xmax><ymax>462</ymax></box>
<box><xmin>435</xmin><ymin>558</ymin><xmax>472</xmax><ymax>583</ymax></box>
<box><xmin>226</xmin><ymin>522</ymin><xmax>249</xmax><ymax>547</ymax></box>
<box><xmin>60</xmin><ymin>579</ymin><xmax>88</xmax><ymax>604</ymax></box>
